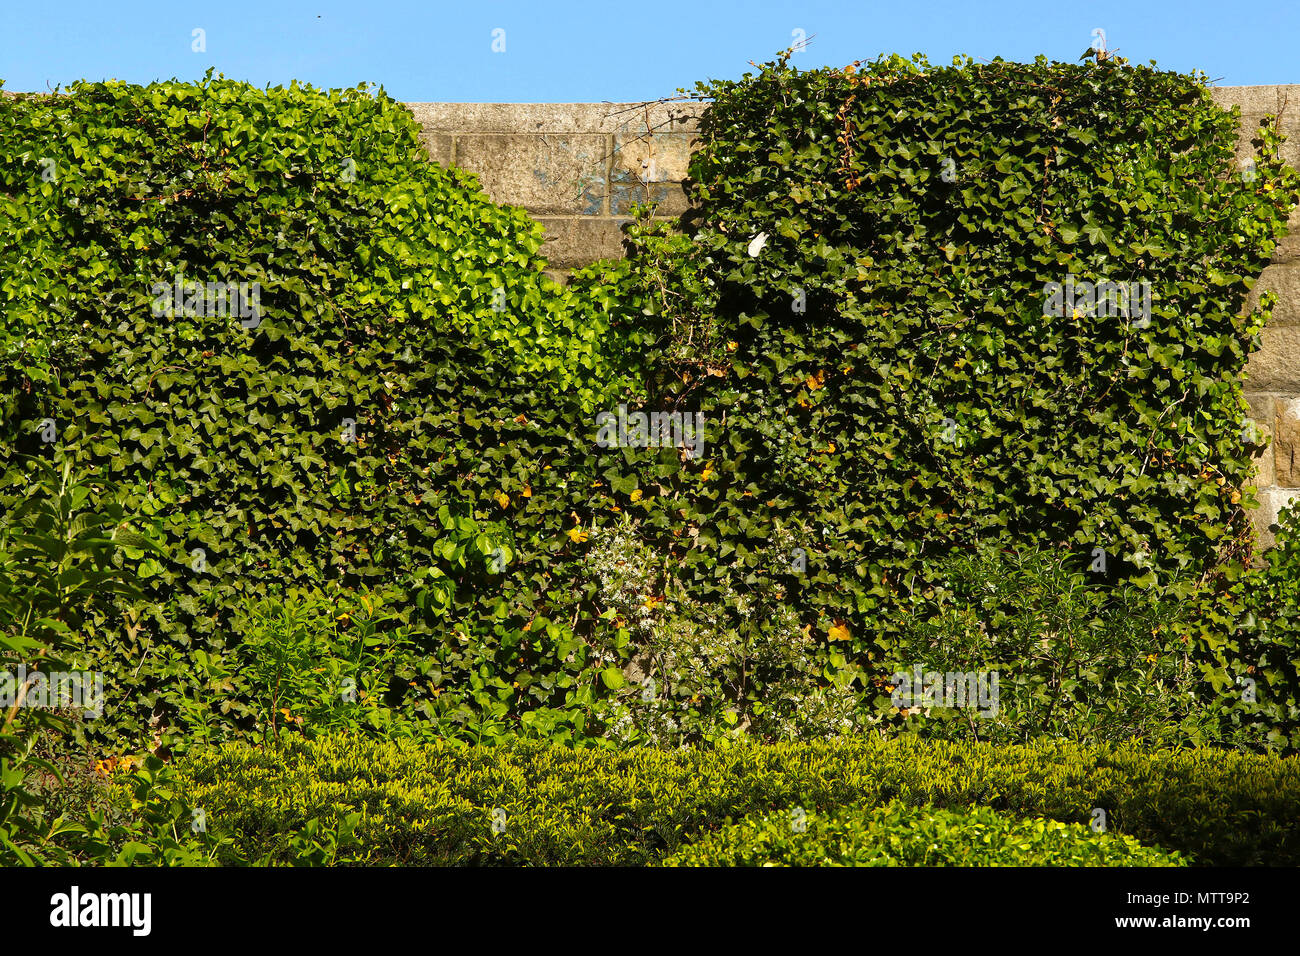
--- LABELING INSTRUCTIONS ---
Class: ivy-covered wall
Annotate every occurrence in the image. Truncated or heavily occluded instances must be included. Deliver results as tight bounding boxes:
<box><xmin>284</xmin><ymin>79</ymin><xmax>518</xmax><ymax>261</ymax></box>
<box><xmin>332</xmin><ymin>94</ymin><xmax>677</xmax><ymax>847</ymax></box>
<box><xmin>413</xmin><ymin>87</ymin><xmax>1300</xmax><ymax>547</ymax></box>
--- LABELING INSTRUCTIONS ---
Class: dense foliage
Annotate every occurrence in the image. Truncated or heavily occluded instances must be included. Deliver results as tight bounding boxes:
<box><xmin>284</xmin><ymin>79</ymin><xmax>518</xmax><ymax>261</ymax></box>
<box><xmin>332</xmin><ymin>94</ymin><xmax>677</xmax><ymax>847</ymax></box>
<box><xmin>661</xmin><ymin>800</ymin><xmax>1184</xmax><ymax>867</ymax></box>
<box><xmin>0</xmin><ymin>77</ymin><xmax>641</xmax><ymax>749</ymax></box>
<box><xmin>0</xmin><ymin>463</ymin><xmax>225</xmax><ymax>864</ymax></box>
<box><xmin>577</xmin><ymin>52</ymin><xmax>1300</xmax><ymax>743</ymax></box>
<box><xmin>883</xmin><ymin>543</ymin><xmax>1258</xmax><ymax>748</ymax></box>
<box><xmin>2</xmin><ymin>53</ymin><xmax>1299</xmax><ymax>767</ymax></box>
<box><xmin>1181</xmin><ymin>504</ymin><xmax>1300</xmax><ymax>749</ymax></box>
<box><xmin>179</xmin><ymin>733</ymin><xmax>1300</xmax><ymax>865</ymax></box>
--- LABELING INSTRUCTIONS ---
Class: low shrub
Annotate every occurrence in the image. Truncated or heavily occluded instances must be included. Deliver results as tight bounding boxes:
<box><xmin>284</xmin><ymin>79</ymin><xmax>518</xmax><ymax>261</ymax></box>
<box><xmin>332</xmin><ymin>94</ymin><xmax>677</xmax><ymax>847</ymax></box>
<box><xmin>1186</xmin><ymin>504</ymin><xmax>1300</xmax><ymax>751</ymax></box>
<box><xmin>661</xmin><ymin>800</ymin><xmax>1185</xmax><ymax>867</ymax></box>
<box><xmin>178</xmin><ymin>734</ymin><xmax>1300</xmax><ymax>866</ymax></box>
<box><xmin>180</xmin><ymin>587</ymin><xmax>426</xmax><ymax>749</ymax></box>
<box><xmin>0</xmin><ymin>463</ymin><xmax>226</xmax><ymax>864</ymax></box>
<box><xmin>582</xmin><ymin>515</ymin><xmax>868</xmax><ymax>745</ymax></box>
<box><xmin>882</xmin><ymin>542</ymin><xmax>1257</xmax><ymax>749</ymax></box>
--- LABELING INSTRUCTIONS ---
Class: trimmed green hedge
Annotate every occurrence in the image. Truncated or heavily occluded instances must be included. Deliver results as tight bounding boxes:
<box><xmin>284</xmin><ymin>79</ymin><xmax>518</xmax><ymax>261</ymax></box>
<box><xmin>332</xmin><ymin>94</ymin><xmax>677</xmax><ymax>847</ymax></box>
<box><xmin>661</xmin><ymin>801</ymin><xmax>1185</xmax><ymax>867</ymax></box>
<box><xmin>178</xmin><ymin>734</ymin><xmax>1300</xmax><ymax>865</ymax></box>
<box><xmin>1188</xmin><ymin>504</ymin><xmax>1300</xmax><ymax>749</ymax></box>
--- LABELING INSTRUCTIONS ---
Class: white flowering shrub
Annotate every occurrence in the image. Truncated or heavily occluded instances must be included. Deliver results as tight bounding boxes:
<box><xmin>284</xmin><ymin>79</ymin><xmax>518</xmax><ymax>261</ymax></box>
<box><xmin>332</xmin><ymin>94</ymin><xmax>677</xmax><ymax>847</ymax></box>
<box><xmin>582</xmin><ymin>516</ymin><xmax>870</xmax><ymax>744</ymax></box>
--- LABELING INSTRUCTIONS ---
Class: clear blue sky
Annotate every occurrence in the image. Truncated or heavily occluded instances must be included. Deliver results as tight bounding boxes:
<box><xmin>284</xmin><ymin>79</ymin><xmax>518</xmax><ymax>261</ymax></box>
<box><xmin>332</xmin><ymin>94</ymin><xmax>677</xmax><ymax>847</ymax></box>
<box><xmin>2</xmin><ymin>0</ymin><xmax>1295</xmax><ymax>101</ymax></box>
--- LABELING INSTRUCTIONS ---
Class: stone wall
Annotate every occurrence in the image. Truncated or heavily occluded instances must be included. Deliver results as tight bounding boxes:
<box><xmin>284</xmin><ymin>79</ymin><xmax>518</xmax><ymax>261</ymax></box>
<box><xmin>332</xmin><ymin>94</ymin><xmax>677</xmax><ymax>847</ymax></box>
<box><xmin>411</xmin><ymin>88</ymin><xmax>1300</xmax><ymax>546</ymax></box>
<box><xmin>1209</xmin><ymin>87</ymin><xmax>1300</xmax><ymax>545</ymax></box>
<box><xmin>408</xmin><ymin>102</ymin><xmax>706</xmax><ymax>275</ymax></box>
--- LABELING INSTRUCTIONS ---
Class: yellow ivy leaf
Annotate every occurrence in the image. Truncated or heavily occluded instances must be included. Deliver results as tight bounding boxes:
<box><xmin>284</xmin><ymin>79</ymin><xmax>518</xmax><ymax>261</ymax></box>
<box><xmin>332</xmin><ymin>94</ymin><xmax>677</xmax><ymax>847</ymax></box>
<box><xmin>828</xmin><ymin>620</ymin><xmax>851</xmax><ymax>642</ymax></box>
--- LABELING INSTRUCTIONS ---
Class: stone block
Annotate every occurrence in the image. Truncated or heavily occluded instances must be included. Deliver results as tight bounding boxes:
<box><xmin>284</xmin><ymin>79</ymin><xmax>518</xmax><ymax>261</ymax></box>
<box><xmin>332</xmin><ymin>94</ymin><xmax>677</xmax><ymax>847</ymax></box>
<box><xmin>1246</xmin><ymin>262</ymin><xmax>1300</xmax><ymax>326</ymax></box>
<box><xmin>1245</xmin><ymin>327</ymin><xmax>1300</xmax><ymax>392</ymax></box>
<box><xmin>407</xmin><ymin>102</ymin><xmax>706</xmax><ymax>135</ymax></box>
<box><xmin>417</xmin><ymin>131</ymin><xmax>454</xmax><ymax>169</ymax></box>
<box><xmin>535</xmin><ymin>217</ymin><xmax>629</xmax><ymax>269</ymax></box>
<box><xmin>1272</xmin><ymin>206</ymin><xmax>1300</xmax><ymax>265</ymax></box>
<box><xmin>609</xmin><ymin>131</ymin><xmax>696</xmax><ymax>215</ymax></box>
<box><xmin>613</xmin><ymin>131</ymin><xmax>695</xmax><ymax>182</ymax></box>
<box><xmin>1245</xmin><ymin>392</ymin><xmax>1275</xmax><ymax>424</ymax></box>
<box><xmin>1248</xmin><ymin>419</ymin><xmax>1275</xmax><ymax>489</ymax></box>
<box><xmin>1228</xmin><ymin>113</ymin><xmax>1300</xmax><ymax>171</ymax></box>
<box><xmin>451</xmin><ymin>134</ymin><xmax>609</xmax><ymax>216</ymax></box>
<box><xmin>1210</xmin><ymin>85</ymin><xmax>1300</xmax><ymax>121</ymax></box>
<box><xmin>1250</xmin><ymin>487</ymin><xmax>1300</xmax><ymax>550</ymax></box>
<box><xmin>1275</xmin><ymin>396</ymin><xmax>1300</xmax><ymax>487</ymax></box>
<box><xmin>609</xmin><ymin>176</ymin><xmax>691</xmax><ymax>217</ymax></box>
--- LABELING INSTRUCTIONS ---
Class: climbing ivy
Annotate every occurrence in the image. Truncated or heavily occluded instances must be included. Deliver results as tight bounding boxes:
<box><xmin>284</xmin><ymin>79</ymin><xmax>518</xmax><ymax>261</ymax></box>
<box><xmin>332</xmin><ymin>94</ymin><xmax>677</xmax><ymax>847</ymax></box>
<box><xmin>593</xmin><ymin>52</ymin><xmax>1299</xmax><ymax>707</ymax></box>
<box><xmin>0</xmin><ymin>75</ymin><xmax>636</xmax><ymax>746</ymax></box>
<box><xmin>2</xmin><ymin>55</ymin><xmax>1297</xmax><ymax>750</ymax></box>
